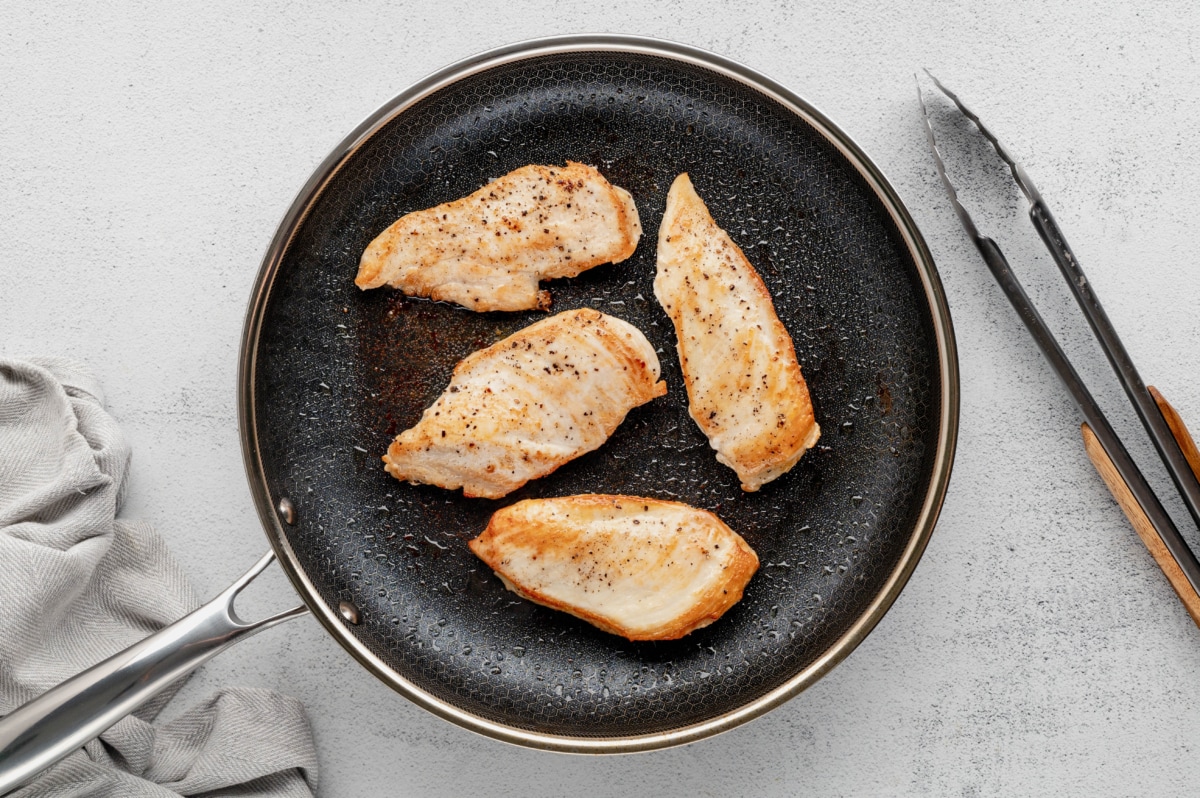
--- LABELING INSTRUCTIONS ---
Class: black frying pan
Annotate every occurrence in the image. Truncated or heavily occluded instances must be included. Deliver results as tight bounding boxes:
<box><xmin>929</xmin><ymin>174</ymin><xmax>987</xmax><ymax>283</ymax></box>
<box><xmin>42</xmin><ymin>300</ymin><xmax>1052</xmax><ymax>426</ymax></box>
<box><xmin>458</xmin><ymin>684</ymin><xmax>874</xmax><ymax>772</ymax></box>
<box><xmin>245</xmin><ymin>35</ymin><xmax>957</xmax><ymax>750</ymax></box>
<box><xmin>0</xmin><ymin>37</ymin><xmax>957</xmax><ymax>778</ymax></box>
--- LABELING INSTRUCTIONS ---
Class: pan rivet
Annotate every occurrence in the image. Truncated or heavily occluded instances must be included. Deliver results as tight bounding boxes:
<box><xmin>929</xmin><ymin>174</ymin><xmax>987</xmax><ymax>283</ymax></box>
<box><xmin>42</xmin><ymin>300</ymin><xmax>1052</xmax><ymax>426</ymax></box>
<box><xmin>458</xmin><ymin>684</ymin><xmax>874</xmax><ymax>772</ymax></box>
<box><xmin>338</xmin><ymin>600</ymin><xmax>360</xmax><ymax>625</ymax></box>
<box><xmin>277</xmin><ymin>497</ymin><xmax>296</xmax><ymax>525</ymax></box>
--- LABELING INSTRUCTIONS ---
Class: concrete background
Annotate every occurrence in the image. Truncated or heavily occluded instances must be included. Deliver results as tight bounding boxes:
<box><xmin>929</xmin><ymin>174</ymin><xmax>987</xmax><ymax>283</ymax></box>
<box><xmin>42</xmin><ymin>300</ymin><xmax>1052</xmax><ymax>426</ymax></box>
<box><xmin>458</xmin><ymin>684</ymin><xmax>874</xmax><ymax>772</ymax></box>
<box><xmin>4</xmin><ymin>1</ymin><xmax>1200</xmax><ymax>795</ymax></box>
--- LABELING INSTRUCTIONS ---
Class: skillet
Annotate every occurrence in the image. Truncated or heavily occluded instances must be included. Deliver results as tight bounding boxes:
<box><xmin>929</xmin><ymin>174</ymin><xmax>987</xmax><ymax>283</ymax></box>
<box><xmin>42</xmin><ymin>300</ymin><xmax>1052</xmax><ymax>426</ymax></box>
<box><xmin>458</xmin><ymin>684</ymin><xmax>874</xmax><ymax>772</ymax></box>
<box><xmin>248</xmin><ymin>33</ymin><xmax>958</xmax><ymax>749</ymax></box>
<box><xmin>0</xmin><ymin>35</ymin><xmax>958</xmax><ymax>774</ymax></box>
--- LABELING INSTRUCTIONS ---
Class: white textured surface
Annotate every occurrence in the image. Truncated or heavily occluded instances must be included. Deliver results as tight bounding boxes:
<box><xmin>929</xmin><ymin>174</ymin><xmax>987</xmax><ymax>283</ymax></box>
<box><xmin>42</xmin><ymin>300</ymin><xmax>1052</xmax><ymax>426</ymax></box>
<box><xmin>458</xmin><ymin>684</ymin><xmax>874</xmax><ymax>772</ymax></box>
<box><xmin>4</xmin><ymin>2</ymin><xmax>1200</xmax><ymax>795</ymax></box>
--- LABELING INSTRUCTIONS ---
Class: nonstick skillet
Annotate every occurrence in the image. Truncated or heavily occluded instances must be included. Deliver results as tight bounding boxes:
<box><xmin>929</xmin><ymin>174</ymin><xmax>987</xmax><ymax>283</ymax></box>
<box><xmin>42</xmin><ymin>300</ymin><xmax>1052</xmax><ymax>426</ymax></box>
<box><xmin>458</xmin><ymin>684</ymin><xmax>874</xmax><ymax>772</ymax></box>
<box><xmin>0</xmin><ymin>35</ymin><xmax>957</xmax><ymax>783</ymax></box>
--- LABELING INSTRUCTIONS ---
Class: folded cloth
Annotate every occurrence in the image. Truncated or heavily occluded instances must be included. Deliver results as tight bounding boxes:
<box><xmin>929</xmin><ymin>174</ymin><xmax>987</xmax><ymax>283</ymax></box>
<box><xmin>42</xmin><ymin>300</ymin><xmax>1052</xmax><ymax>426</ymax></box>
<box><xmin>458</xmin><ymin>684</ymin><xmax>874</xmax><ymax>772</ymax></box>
<box><xmin>0</xmin><ymin>358</ymin><xmax>318</xmax><ymax>797</ymax></box>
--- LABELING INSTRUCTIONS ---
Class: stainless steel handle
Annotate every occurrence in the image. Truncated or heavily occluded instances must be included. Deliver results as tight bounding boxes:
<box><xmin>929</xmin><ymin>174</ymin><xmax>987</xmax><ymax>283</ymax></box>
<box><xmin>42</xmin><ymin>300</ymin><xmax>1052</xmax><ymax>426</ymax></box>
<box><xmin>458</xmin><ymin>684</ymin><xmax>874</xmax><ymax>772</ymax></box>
<box><xmin>0</xmin><ymin>551</ymin><xmax>308</xmax><ymax>795</ymax></box>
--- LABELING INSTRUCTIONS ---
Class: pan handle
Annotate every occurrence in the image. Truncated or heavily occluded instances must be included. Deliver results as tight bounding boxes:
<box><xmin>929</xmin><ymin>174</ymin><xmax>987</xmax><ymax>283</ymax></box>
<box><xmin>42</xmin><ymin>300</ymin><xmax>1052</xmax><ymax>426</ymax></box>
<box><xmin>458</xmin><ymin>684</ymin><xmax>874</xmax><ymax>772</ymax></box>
<box><xmin>0</xmin><ymin>551</ymin><xmax>308</xmax><ymax>796</ymax></box>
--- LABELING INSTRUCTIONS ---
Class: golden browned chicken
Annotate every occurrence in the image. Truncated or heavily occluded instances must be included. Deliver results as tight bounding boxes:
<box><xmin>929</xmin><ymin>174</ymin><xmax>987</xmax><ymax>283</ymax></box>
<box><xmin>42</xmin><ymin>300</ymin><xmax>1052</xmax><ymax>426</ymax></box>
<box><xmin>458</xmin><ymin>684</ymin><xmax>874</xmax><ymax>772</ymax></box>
<box><xmin>655</xmin><ymin>173</ymin><xmax>820</xmax><ymax>491</ymax></box>
<box><xmin>356</xmin><ymin>162</ymin><xmax>641</xmax><ymax>311</ymax></box>
<box><xmin>468</xmin><ymin>495</ymin><xmax>759</xmax><ymax>640</ymax></box>
<box><xmin>383</xmin><ymin>309</ymin><xmax>666</xmax><ymax>499</ymax></box>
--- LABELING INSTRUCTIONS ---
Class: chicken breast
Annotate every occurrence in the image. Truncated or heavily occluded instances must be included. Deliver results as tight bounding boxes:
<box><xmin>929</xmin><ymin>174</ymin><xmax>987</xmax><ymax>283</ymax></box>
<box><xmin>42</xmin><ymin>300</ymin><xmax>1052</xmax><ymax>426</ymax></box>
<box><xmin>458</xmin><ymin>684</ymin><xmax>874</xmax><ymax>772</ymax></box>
<box><xmin>383</xmin><ymin>309</ymin><xmax>666</xmax><ymax>499</ymax></box>
<box><xmin>356</xmin><ymin>162</ymin><xmax>642</xmax><ymax>311</ymax></box>
<box><xmin>655</xmin><ymin>173</ymin><xmax>820</xmax><ymax>492</ymax></box>
<box><xmin>469</xmin><ymin>495</ymin><xmax>759</xmax><ymax>641</ymax></box>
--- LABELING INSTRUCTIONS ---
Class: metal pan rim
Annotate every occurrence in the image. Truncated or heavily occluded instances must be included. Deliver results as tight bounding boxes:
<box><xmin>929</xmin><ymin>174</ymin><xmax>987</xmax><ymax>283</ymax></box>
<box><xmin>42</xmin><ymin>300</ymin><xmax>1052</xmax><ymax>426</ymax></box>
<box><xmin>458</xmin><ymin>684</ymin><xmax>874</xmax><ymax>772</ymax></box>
<box><xmin>237</xmin><ymin>33</ymin><xmax>960</xmax><ymax>754</ymax></box>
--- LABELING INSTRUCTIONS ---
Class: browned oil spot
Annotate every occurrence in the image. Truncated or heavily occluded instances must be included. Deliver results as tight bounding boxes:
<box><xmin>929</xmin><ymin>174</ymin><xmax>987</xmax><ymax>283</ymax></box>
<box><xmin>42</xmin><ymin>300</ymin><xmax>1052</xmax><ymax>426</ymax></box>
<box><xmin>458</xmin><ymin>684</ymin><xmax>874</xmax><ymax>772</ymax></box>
<box><xmin>877</xmin><ymin>375</ymin><xmax>893</xmax><ymax>415</ymax></box>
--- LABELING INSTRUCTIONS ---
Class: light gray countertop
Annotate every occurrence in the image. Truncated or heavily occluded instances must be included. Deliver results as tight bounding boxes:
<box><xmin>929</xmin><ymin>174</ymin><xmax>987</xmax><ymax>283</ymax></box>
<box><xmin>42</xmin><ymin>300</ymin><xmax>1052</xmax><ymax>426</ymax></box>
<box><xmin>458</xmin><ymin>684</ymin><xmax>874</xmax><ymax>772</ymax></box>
<box><xmin>4</xmin><ymin>2</ymin><xmax>1200</xmax><ymax>795</ymax></box>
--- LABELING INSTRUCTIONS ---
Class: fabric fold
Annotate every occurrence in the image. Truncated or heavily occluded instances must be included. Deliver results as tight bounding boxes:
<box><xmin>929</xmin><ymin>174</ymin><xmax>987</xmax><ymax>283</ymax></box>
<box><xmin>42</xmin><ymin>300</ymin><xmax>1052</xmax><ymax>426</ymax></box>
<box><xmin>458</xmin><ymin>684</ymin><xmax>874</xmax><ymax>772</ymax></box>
<box><xmin>0</xmin><ymin>358</ymin><xmax>317</xmax><ymax>797</ymax></box>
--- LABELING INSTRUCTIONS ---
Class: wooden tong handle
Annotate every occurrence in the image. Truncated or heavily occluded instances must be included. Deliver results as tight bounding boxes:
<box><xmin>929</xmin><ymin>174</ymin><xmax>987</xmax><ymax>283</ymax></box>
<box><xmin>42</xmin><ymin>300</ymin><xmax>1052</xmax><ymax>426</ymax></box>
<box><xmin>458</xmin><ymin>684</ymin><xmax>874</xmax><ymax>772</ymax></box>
<box><xmin>1082</xmin><ymin>386</ymin><xmax>1200</xmax><ymax>627</ymax></box>
<box><xmin>1148</xmin><ymin>385</ymin><xmax>1200</xmax><ymax>484</ymax></box>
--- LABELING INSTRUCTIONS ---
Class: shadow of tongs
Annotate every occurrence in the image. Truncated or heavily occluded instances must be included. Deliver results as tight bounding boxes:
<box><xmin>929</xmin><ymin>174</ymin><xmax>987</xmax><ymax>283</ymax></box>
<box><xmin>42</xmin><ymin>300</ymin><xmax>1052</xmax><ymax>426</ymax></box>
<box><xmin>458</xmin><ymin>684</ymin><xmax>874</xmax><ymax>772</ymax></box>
<box><xmin>918</xmin><ymin>71</ymin><xmax>1200</xmax><ymax>625</ymax></box>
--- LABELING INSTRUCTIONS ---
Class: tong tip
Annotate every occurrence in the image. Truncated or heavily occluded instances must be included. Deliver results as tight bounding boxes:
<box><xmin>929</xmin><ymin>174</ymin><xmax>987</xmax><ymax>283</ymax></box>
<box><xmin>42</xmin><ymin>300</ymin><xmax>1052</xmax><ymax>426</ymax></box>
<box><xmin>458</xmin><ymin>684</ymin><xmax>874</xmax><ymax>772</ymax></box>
<box><xmin>920</xmin><ymin>72</ymin><xmax>1040</xmax><ymax>204</ymax></box>
<box><xmin>916</xmin><ymin>71</ymin><xmax>983</xmax><ymax>241</ymax></box>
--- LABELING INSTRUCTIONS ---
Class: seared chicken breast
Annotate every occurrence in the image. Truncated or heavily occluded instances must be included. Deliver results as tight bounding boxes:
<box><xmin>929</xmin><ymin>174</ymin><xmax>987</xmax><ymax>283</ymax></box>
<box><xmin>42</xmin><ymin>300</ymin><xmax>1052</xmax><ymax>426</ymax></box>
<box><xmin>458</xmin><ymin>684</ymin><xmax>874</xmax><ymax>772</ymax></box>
<box><xmin>655</xmin><ymin>173</ymin><xmax>820</xmax><ymax>491</ymax></box>
<box><xmin>383</xmin><ymin>309</ymin><xmax>666</xmax><ymax>499</ymax></box>
<box><xmin>356</xmin><ymin>162</ymin><xmax>642</xmax><ymax>311</ymax></box>
<box><xmin>469</xmin><ymin>495</ymin><xmax>759</xmax><ymax>640</ymax></box>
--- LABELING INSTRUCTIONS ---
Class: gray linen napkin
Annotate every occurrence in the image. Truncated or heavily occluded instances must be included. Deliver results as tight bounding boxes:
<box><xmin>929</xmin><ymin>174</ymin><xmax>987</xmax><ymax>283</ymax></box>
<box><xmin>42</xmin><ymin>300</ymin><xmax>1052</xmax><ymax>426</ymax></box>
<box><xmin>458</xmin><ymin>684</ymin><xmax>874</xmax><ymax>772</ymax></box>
<box><xmin>0</xmin><ymin>358</ymin><xmax>318</xmax><ymax>797</ymax></box>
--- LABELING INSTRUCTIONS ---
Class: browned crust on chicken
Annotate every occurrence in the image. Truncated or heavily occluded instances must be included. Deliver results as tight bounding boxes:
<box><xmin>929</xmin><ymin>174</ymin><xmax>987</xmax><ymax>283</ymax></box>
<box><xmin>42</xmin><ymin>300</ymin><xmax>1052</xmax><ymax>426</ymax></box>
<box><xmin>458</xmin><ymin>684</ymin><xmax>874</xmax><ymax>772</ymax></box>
<box><xmin>655</xmin><ymin>173</ymin><xmax>820</xmax><ymax>491</ymax></box>
<box><xmin>383</xmin><ymin>310</ymin><xmax>666</xmax><ymax>499</ymax></box>
<box><xmin>468</xmin><ymin>495</ymin><xmax>759</xmax><ymax>641</ymax></box>
<box><xmin>356</xmin><ymin>162</ymin><xmax>642</xmax><ymax>311</ymax></box>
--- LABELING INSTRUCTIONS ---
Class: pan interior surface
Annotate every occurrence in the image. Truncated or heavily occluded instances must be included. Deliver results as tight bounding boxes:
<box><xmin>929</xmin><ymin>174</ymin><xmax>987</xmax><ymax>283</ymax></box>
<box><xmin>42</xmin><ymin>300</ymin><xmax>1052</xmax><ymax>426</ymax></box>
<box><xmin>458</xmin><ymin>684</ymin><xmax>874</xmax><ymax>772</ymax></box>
<box><xmin>251</xmin><ymin>46</ymin><xmax>947</xmax><ymax>742</ymax></box>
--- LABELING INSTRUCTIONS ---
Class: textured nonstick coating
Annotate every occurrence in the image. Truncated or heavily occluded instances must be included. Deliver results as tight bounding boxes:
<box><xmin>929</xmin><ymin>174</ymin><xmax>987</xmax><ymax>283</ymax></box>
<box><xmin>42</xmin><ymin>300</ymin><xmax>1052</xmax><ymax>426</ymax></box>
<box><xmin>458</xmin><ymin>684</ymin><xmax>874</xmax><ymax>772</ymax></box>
<box><xmin>253</xmin><ymin>51</ymin><xmax>942</xmax><ymax>738</ymax></box>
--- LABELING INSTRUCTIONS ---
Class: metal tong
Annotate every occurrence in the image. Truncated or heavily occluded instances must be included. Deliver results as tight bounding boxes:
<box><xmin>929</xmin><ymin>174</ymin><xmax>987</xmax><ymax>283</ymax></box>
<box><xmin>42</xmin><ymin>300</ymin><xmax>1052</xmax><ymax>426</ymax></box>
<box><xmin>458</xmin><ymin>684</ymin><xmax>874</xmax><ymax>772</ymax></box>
<box><xmin>918</xmin><ymin>72</ymin><xmax>1200</xmax><ymax>625</ymax></box>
